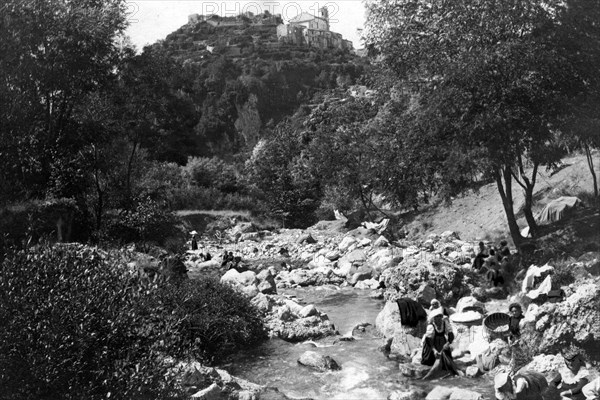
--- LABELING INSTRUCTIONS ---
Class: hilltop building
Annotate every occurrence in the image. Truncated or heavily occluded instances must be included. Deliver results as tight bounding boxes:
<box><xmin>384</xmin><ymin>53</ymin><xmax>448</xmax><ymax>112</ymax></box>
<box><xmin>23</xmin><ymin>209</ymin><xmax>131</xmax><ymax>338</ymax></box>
<box><xmin>277</xmin><ymin>7</ymin><xmax>353</xmax><ymax>51</ymax></box>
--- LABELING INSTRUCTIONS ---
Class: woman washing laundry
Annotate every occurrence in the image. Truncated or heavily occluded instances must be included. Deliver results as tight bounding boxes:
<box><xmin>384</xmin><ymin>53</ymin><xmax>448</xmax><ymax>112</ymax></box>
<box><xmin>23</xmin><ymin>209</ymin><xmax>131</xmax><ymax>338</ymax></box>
<box><xmin>420</xmin><ymin>307</ymin><xmax>460</xmax><ymax>379</ymax></box>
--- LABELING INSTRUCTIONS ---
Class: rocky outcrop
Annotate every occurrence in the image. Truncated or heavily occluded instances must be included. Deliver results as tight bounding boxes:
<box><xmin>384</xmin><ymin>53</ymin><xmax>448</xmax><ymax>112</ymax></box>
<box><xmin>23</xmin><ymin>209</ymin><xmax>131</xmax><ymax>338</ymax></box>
<box><xmin>521</xmin><ymin>278</ymin><xmax>600</xmax><ymax>360</ymax></box>
<box><xmin>380</xmin><ymin>258</ymin><xmax>469</xmax><ymax>305</ymax></box>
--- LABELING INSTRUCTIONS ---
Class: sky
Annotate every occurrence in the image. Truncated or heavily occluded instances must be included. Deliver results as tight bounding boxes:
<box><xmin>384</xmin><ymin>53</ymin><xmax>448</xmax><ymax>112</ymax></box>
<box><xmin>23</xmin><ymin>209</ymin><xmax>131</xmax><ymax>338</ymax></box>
<box><xmin>124</xmin><ymin>0</ymin><xmax>368</xmax><ymax>51</ymax></box>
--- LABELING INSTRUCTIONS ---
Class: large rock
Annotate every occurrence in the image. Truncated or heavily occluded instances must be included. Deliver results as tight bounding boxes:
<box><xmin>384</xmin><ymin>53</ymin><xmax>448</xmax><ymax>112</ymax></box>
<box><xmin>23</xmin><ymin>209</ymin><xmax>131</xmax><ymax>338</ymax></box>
<box><xmin>297</xmin><ymin>350</ymin><xmax>341</xmax><ymax>372</ymax></box>
<box><xmin>221</xmin><ymin>269</ymin><xmax>257</xmax><ymax>287</ymax></box>
<box><xmin>398</xmin><ymin>363</ymin><xmax>430</xmax><ymax>379</ymax></box>
<box><xmin>380</xmin><ymin>259</ymin><xmax>468</xmax><ymax>305</ymax></box>
<box><xmin>375</xmin><ymin>301</ymin><xmax>402</xmax><ymax>338</ymax></box>
<box><xmin>390</xmin><ymin>331</ymin><xmax>422</xmax><ymax>358</ymax></box>
<box><xmin>338</xmin><ymin>236</ymin><xmax>357</xmax><ymax>252</ymax></box>
<box><xmin>257</xmin><ymin>269</ymin><xmax>277</xmax><ymax>294</ymax></box>
<box><xmin>191</xmin><ymin>382</ymin><xmax>224</xmax><ymax>399</ymax></box>
<box><xmin>521</xmin><ymin>280</ymin><xmax>600</xmax><ymax>360</ymax></box>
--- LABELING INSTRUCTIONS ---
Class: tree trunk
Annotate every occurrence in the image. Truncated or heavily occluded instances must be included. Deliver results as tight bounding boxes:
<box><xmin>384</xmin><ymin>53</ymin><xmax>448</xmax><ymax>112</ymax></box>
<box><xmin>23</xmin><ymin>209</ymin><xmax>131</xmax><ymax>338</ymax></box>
<box><xmin>584</xmin><ymin>142</ymin><xmax>598</xmax><ymax>197</ymax></box>
<box><xmin>126</xmin><ymin>140</ymin><xmax>138</xmax><ymax>202</ymax></box>
<box><xmin>495</xmin><ymin>166</ymin><xmax>523</xmax><ymax>246</ymax></box>
<box><xmin>523</xmin><ymin>184</ymin><xmax>537</xmax><ymax>237</ymax></box>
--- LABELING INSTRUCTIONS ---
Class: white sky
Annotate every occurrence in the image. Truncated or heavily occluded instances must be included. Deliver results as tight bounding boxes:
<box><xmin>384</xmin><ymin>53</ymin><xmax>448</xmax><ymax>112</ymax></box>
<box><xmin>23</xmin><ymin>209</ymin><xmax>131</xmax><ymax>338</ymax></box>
<box><xmin>124</xmin><ymin>0</ymin><xmax>368</xmax><ymax>51</ymax></box>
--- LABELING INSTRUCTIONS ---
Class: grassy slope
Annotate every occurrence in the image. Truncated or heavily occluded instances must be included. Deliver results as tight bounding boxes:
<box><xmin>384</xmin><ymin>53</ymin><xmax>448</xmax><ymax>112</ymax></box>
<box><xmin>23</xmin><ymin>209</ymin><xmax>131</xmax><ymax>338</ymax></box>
<box><xmin>402</xmin><ymin>151</ymin><xmax>600</xmax><ymax>247</ymax></box>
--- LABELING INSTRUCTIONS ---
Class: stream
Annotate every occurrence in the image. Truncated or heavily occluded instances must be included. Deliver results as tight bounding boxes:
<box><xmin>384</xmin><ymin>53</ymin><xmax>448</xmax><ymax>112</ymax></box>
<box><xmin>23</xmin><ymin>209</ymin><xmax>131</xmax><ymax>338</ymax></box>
<box><xmin>220</xmin><ymin>286</ymin><xmax>497</xmax><ymax>399</ymax></box>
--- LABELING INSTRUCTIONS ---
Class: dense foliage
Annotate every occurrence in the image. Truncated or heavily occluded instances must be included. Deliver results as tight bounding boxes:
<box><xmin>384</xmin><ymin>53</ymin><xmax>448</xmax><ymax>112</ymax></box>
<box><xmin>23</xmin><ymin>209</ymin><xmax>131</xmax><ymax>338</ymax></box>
<box><xmin>0</xmin><ymin>244</ymin><xmax>266</xmax><ymax>399</ymax></box>
<box><xmin>364</xmin><ymin>0</ymin><xmax>600</xmax><ymax>244</ymax></box>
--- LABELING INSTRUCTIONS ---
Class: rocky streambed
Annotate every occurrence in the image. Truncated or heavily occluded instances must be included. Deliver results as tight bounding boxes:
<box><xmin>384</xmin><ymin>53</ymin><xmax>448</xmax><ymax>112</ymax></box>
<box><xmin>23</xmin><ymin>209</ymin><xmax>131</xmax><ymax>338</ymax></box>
<box><xmin>138</xmin><ymin>219</ymin><xmax>600</xmax><ymax>399</ymax></box>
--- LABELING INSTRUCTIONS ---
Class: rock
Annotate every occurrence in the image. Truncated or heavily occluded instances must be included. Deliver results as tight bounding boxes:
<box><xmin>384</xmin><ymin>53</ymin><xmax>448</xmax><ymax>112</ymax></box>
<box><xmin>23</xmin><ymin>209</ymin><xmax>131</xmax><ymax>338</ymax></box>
<box><xmin>351</xmin><ymin>323</ymin><xmax>380</xmax><ymax>339</ymax></box>
<box><xmin>354</xmin><ymin>278</ymin><xmax>380</xmax><ymax>290</ymax></box>
<box><xmin>298</xmin><ymin>304</ymin><xmax>318</xmax><ymax>318</ymax></box>
<box><xmin>297</xmin><ymin>233</ymin><xmax>317</xmax><ymax>244</ymax></box>
<box><xmin>440</xmin><ymin>231</ymin><xmax>460</xmax><ymax>241</ymax></box>
<box><xmin>358</xmin><ymin>238</ymin><xmax>372</xmax><ymax>247</ymax></box>
<box><xmin>338</xmin><ymin>236</ymin><xmax>357</xmax><ymax>252</ymax></box>
<box><xmin>448</xmin><ymin>389</ymin><xmax>483</xmax><ymax>400</ymax></box>
<box><xmin>221</xmin><ymin>269</ymin><xmax>257</xmax><ymax>287</ymax></box>
<box><xmin>399</xmin><ymin>363</ymin><xmax>430</xmax><ymax>379</ymax></box>
<box><xmin>374</xmin><ymin>236</ymin><xmax>390</xmax><ymax>247</ymax></box>
<box><xmin>297</xmin><ymin>351</ymin><xmax>341</xmax><ymax>371</ymax></box>
<box><xmin>191</xmin><ymin>382</ymin><xmax>223</xmax><ymax>399</ymax></box>
<box><xmin>348</xmin><ymin>267</ymin><xmax>373</xmax><ymax>286</ymax></box>
<box><xmin>251</xmin><ymin>293</ymin><xmax>272</xmax><ymax>312</ymax></box>
<box><xmin>465</xmin><ymin>365</ymin><xmax>480</xmax><ymax>378</ymax></box>
<box><xmin>240</xmin><ymin>232</ymin><xmax>261</xmax><ymax>242</ymax></box>
<box><xmin>257</xmin><ymin>269</ymin><xmax>277</xmax><ymax>294</ymax></box>
<box><xmin>388</xmin><ymin>389</ymin><xmax>424</xmax><ymax>400</ymax></box>
<box><xmin>390</xmin><ymin>331</ymin><xmax>421</xmax><ymax>358</ymax></box>
<box><xmin>425</xmin><ymin>386</ymin><xmax>454</xmax><ymax>400</ymax></box>
<box><xmin>375</xmin><ymin>301</ymin><xmax>403</xmax><ymax>338</ymax></box>
<box><xmin>325</xmin><ymin>250</ymin><xmax>341</xmax><ymax>261</ymax></box>
<box><xmin>242</xmin><ymin>284</ymin><xmax>259</xmax><ymax>298</ymax></box>
<box><xmin>416</xmin><ymin>284</ymin><xmax>436</xmax><ymax>306</ymax></box>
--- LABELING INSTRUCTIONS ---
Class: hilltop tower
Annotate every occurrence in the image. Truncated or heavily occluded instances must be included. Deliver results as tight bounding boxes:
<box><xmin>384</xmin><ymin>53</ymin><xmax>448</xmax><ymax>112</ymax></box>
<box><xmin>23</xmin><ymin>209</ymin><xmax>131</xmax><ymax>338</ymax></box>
<box><xmin>319</xmin><ymin>6</ymin><xmax>330</xmax><ymax>31</ymax></box>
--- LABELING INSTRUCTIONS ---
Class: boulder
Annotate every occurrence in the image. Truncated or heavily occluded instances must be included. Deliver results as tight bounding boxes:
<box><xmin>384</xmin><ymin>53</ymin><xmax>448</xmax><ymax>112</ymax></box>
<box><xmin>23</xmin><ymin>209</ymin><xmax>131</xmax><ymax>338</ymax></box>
<box><xmin>298</xmin><ymin>304</ymin><xmax>318</xmax><ymax>318</ymax></box>
<box><xmin>465</xmin><ymin>365</ymin><xmax>480</xmax><ymax>378</ymax></box>
<box><xmin>375</xmin><ymin>301</ymin><xmax>402</xmax><ymax>338</ymax></box>
<box><xmin>398</xmin><ymin>363</ymin><xmax>430</xmax><ymax>379</ymax></box>
<box><xmin>425</xmin><ymin>386</ymin><xmax>453</xmax><ymax>400</ymax></box>
<box><xmin>449</xmin><ymin>389</ymin><xmax>483</xmax><ymax>400</ymax></box>
<box><xmin>374</xmin><ymin>236</ymin><xmax>390</xmax><ymax>247</ymax></box>
<box><xmin>220</xmin><ymin>269</ymin><xmax>257</xmax><ymax>287</ymax></box>
<box><xmin>338</xmin><ymin>236</ymin><xmax>357</xmax><ymax>252</ymax></box>
<box><xmin>297</xmin><ymin>233</ymin><xmax>317</xmax><ymax>244</ymax></box>
<box><xmin>257</xmin><ymin>269</ymin><xmax>277</xmax><ymax>294</ymax></box>
<box><xmin>251</xmin><ymin>293</ymin><xmax>272</xmax><ymax>312</ymax></box>
<box><xmin>388</xmin><ymin>389</ymin><xmax>425</xmax><ymax>400</ymax></box>
<box><xmin>348</xmin><ymin>266</ymin><xmax>373</xmax><ymax>286</ymax></box>
<box><xmin>297</xmin><ymin>351</ymin><xmax>341</xmax><ymax>372</ymax></box>
<box><xmin>390</xmin><ymin>331</ymin><xmax>422</xmax><ymax>358</ymax></box>
<box><xmin>239</xmin><ymin>232</ymin><xmax>261</xmax><ymax>242</ymax></box>
<box><xmin>521</xmin><ymin>280</ymin><xmax>600</xmax><ymax>360</ymax></box>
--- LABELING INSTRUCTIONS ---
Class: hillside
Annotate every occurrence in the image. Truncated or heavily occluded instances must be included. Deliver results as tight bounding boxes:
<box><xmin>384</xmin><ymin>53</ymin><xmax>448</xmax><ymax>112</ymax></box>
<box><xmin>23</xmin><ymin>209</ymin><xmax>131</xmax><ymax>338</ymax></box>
<box><xmin>401</xmin><ymin>152</ymin><xmax>600</xmax><ymax>248</ymax></box>
<box><xmin>146</xmin><ymin>13</ymin><xmax>370</xmax><ymax>158</ymax></box>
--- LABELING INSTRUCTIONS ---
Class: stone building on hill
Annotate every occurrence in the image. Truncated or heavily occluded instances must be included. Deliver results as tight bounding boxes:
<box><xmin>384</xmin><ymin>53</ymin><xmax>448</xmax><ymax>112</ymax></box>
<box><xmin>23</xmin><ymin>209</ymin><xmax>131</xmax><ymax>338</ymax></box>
<box><xmin>276</xmin><ymin>7</ymin><xmax>353</xmax><ymax>51</ymax></box>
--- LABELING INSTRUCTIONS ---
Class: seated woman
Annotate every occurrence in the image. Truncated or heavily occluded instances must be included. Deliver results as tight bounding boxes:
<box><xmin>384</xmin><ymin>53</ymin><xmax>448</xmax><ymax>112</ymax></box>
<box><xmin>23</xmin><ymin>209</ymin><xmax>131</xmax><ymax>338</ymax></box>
<box><xmin>507</xmin><ymin>303</ymin><xmax>525</xmax><ymax>342</ymax></box>
<box><xmin>420</xmin><ymin>308</ymin><xmax>459</xmax><ymax>379</ymax></box>
<box><xmin>549</xmin><ymin>347</ymin><xmax>591</xmax><ymax>400</ymax></box>
<box><xmin>495</xmin><ymin>370</ymin><xmax>548</xmax><ymax>400</ymax></box>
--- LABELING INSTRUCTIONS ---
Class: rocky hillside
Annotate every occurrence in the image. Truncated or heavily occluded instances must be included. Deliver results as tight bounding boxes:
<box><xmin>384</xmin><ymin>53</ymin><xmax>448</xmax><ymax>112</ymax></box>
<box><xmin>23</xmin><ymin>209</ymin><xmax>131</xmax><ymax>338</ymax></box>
<box><xmin>147</xmin><ymin>13</ymin><xmax>369</xmax><ymax>156</ymax></box>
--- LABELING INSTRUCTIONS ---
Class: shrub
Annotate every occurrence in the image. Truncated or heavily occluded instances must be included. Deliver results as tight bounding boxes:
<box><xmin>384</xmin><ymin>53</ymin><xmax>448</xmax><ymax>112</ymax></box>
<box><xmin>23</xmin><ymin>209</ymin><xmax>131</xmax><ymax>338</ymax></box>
<box><xmin>0</xmin><ymin>244</ymin><xmax>267</xmax><ymax>400</ymax></box>
<box><xmin>0</xmin><ymin>244</ymin><xmax>186</xmax><ymax>400</ymax></box>
<box><xmin>105</xmin><ymin>197</ymin><xmax>180</xmax><ymax>246</ymax></box>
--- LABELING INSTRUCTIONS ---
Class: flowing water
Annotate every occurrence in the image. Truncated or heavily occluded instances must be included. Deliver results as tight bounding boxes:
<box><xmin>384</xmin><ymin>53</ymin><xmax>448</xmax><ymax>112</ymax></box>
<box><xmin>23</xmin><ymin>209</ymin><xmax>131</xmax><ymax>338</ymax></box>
<box><xmin>221</xmin><ymin>286</ymin><xmax>497</xmax><ymax>399</ymax></box>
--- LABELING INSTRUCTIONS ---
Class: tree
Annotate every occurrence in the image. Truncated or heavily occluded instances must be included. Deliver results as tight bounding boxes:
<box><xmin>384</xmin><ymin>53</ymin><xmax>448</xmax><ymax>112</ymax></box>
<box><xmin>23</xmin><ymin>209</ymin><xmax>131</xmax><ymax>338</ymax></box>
<box><xmin>365</xmin><ymin>0</ymin><xmax>600</xmax><ymax>245</ymax></box>
<box><xmin>0</xmin><ymin>0</ymin><xmax>128</xmax><ymax>203</ymax></box>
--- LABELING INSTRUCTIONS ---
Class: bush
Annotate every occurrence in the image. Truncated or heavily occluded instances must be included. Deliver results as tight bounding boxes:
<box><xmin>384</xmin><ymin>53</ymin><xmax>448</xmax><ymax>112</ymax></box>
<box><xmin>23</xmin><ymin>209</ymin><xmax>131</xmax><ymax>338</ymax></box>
<box><xmin>0</xmin><ymin>244</ymin><xmax>266</xmax><ymax>399</ymax></box>
<box><xmin>105</xmin><ymin>197</ymin><xmax>180</xmax><ymax>246</ymax></box>
<box><xmin>0</xmin><ymin>244</ymin><xmax>186</xmax><ymax>400</ymax></box>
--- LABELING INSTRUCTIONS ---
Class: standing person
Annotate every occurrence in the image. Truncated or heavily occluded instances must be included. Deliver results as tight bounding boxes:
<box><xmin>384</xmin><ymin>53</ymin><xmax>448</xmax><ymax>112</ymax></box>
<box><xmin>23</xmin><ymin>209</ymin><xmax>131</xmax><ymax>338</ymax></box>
<box><xmin>549</xmin><ymin>347</ymin><xmax>591</xmax><ymax>400</ymax></box>
<box><xmin>420</xmin><ymin>308</ymin><xmax>460</xmax><ymax>379</ymax></box>
<box><xmin>190</xmin><ymin>231</ymin><xmax>198</xmax><ymax>251</ymax></box>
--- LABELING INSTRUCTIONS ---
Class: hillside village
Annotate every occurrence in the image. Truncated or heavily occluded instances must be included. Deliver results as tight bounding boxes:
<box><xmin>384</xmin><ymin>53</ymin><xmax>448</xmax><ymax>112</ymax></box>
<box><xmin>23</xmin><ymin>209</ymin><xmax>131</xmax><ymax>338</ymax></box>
<box><xmin>179</xmin><ymin>9</ymin><xmax>354</xmax><ymax>58</ymax></box>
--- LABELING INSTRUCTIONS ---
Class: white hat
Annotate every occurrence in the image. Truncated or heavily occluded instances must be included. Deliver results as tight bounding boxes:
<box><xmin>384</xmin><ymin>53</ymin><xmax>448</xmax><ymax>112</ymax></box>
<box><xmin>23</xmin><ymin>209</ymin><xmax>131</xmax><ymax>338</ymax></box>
<box><xmin>190</xmin><ymin>230</ymin><xmax>198</xmax><ymax>235</ymax></box>
<box><xmin>428</xmin><ymin>307</ymin><xmax>444</xmax><ymax>322</ymax></box>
